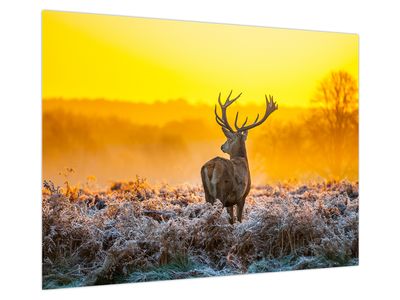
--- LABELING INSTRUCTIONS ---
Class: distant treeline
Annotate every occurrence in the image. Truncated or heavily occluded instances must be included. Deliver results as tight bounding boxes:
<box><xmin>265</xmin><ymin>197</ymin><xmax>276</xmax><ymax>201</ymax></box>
<box><xmin>43</xmin><ymin>95</ymin><xmax>357</xmax><ymax>186</ymax></box>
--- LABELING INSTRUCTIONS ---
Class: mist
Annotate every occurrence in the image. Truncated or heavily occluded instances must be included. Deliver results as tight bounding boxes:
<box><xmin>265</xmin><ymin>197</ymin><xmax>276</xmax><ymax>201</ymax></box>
<box><xmin>43</xmin><ymin>99</ymin><xmax>358</xmax><ymax>187</ymax></box>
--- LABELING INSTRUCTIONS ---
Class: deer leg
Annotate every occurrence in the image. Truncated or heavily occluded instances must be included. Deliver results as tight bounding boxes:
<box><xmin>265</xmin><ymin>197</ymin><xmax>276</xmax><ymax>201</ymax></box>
<box><xmin>226</xmin><ymin>206</ymin><xmax>234</xmax><ymax>224</ymax></box>
<box><xmin>237</xmin><ymin>201</ymin><xmax>245</xmax><ymax>223</ymax></box>
<box><xmin>203</xmin><ymin>187</ymin><xmax>215</xmax><ymax>204</ymax></box>
<box><xmin>201</xmin><ymin>166</ymin><xmax>215</xmax><ymax>204</ymax></box>
<box><xmin>205</xmin><ymin>191</ymin><xmax>215</xmax><ymax>204</ymax></box>
<box><xmin>210</xmin><ymin>168</ymin><xmax>221</xmax><ymax>202</ymax></box>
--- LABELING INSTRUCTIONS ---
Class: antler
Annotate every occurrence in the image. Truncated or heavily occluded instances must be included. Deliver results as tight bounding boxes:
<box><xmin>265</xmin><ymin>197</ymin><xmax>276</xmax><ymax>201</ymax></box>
<box><xmin>215</xmin><ymin>92</ymin><xmax>278</xmax><ymax>133</ymax></box>
<box><xmin>234</xmin><ymin>94</ymin><xmax>278</xmax><ymax>132</ymax></box>
<box><xmin>214</xmin><ymin>90</ymin><xmax>242</xmax><ymax>132</ymax></box>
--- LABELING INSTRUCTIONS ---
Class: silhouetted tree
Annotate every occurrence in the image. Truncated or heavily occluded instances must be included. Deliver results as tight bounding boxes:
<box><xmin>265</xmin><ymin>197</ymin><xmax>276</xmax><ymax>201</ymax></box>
<box><xmin>313</xmin><ymin>71</ymin><xmax>358</xmax><ymax>133</ymax></box>
<box><xmin>308</xmin><ymin>70</ymin><xmax>358</xmax><ymax>179</ymax></box>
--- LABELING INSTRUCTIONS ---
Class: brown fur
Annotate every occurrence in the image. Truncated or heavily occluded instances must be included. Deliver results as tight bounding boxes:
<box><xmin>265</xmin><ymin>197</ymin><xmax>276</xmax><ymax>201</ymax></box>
<box><xmin>202</xmin><ymin>91</ymin><xmax>277</xmax><ymax>224</ymax></box>
<box><xmin>201</xmin><ymin>133</ymin><xmax>250</xmax><ymax>224</ymax></box>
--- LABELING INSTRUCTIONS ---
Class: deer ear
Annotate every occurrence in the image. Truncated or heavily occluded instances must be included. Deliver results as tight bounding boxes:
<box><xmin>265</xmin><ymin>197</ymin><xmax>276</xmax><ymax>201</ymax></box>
<box><xmin>221</xmin><ymin>127</ymin><xmax>234</xmax><ymax>139</ymax></box>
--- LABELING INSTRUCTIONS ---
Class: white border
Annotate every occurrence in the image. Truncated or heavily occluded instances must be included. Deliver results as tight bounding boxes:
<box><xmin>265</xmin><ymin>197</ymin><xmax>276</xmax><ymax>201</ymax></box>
<box><xmin>1</xmin><ymin>0</ymin><xmax>400</xmax><ymax>299</ymax></box>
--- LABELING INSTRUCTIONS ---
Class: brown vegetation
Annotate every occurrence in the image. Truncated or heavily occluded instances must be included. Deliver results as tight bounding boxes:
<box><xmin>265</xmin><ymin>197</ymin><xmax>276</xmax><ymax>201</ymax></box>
<box><xmin>42</xmin><ymin>178</ymin><xmax>358</xmax><ymax>289</ymax></box>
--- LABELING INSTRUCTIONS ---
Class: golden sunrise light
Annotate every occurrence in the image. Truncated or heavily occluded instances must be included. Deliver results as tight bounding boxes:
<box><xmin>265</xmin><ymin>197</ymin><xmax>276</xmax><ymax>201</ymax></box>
<box><xmin>42</xmin><ymin>11</ymin><xmax>358</xmax><ymax>107</ymax></box>
<box><xmin>42</xmin><ymin>11</ymin><xmax>358</xmax><ymax>186</ymax></box>
<box><xmin>42</xmin><ymin>10</ymin><xmax>360</xmax><ymax>288</ymax></box>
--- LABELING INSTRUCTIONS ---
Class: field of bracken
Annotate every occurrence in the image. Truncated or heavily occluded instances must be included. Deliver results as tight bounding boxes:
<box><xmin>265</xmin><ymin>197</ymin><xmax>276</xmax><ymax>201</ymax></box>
<box><xmin>42</xmin><ymin>178</ymin><xmax>358</xmax><ymax>289</ymax></box>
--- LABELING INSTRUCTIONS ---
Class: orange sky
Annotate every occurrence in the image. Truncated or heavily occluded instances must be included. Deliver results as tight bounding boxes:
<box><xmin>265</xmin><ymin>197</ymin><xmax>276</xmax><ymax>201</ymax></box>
<box><xmin>42</xmin><ymin>11</ymin><xmax>358</xmax><ymax>107</ymax></box>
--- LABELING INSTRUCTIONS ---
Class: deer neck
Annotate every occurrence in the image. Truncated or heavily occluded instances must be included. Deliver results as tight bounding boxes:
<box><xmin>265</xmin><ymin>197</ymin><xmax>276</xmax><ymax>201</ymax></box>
<box><xmin>230</xmin><ymin>142</ymin><xmax>248</xmax><ymax>162</ymax></box>
<box><xmin>230</xmin><ymin>142</ymin><xmax>251</xmax><ymax>188</ymax></box>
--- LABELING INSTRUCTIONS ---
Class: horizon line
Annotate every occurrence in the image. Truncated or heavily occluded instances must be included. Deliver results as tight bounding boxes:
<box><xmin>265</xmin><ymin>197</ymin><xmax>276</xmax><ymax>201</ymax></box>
<box><xmin>42</xmin><ymin>97</ymin><xmax>314</xmax><ymax>109</ymax></box>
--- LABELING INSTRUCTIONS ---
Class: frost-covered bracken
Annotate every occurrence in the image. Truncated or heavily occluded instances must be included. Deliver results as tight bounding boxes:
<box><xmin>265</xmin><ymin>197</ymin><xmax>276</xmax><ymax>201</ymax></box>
<box><xmin>42</xmin><ymin>178</ymin><xmax>358</xmax><ymax>289</ymax></box>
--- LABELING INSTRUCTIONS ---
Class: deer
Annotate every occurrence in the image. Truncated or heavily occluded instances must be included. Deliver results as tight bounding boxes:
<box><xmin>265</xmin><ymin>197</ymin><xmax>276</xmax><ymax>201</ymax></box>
<box><xmin>201</xmin><ymin>91</ymin><xmax>278</xmax><ymax>224</ymax></box>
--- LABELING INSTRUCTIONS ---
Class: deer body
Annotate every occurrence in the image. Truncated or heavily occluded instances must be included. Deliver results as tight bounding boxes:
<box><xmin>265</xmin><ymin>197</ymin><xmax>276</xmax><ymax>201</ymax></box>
<box><xmin>201</xmin><ymin>91</ymin><xmax>278</xmax><ymax>224</ymax></box>
<box><xmin>201</xmin><ymin>141</ymin><xmax>250</xmax><ymax>223</ymax></box>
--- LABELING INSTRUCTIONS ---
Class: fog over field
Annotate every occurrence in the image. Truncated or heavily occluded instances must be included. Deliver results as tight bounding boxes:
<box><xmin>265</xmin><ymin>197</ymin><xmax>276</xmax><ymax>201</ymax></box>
<box><xmin>43</xmin><ymin>98</ymin><xmax>358</xmax><ymax>186</ymax></box>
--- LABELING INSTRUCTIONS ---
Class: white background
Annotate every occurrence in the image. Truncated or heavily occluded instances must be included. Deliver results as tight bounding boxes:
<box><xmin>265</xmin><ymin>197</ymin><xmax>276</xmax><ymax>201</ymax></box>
<box><xmin>1</xmin><ymin>0</ymin><xmax>399</xmax><ymax>299</ymax></box>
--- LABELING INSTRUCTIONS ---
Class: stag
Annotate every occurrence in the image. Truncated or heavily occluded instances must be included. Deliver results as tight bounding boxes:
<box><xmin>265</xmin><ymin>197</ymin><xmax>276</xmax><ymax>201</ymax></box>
<box><xmin>201</xmin><ymin>91</ymin><xmax>278</xmax><ymax>224</ymax></box>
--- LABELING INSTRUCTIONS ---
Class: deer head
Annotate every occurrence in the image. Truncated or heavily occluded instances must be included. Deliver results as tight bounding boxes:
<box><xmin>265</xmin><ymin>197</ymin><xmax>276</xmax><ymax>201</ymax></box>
<box><xmin>215</xmin><ymin>90</ymin><xmax>278</xmax><ymax>158</ymax></box>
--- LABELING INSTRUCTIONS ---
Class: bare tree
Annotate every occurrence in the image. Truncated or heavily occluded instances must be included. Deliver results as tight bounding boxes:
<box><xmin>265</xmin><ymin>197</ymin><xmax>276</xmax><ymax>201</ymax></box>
<box><xmin>309</xmin><ymin>70</ymin><xmax>358</xmax><ymax>179</ymax></box>
<box><xmin>313</xmin><ymin>70</ymin><xmax>358</xmax><ymax>133</ymax></box>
